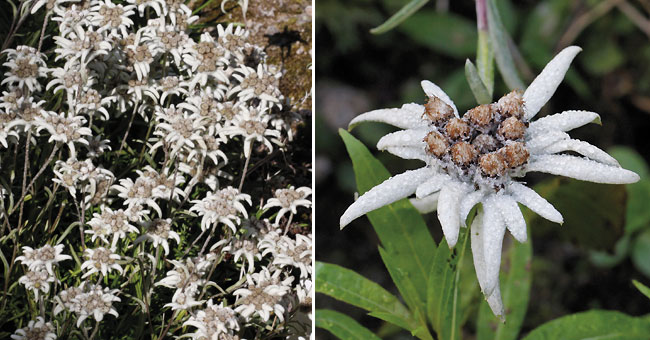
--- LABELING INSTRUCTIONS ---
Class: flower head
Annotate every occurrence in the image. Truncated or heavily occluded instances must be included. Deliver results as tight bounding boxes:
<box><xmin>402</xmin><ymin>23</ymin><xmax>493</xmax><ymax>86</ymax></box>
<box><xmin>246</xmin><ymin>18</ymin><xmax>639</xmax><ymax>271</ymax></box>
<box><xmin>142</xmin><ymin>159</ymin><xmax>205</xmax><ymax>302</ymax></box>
<box><xmin>340</xmin><ymin>46</ymin><xmax>640</xmax><ymax>319</ymax></box>
<box><xmin>10</xmin><ymin>316</ymin><xmax>56</xmax><ymax>340</ymax></box>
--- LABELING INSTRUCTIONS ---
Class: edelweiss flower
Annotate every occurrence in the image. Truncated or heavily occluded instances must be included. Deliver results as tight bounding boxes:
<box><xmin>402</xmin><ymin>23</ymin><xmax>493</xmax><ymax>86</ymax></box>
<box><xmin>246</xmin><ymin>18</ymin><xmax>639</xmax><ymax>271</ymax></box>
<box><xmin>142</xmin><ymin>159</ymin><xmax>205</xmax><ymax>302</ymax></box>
<box><xmin>183</xmin><ymin>300</ymin><xmax>240</xmax><ymax>339</ymax></box>
<box><xmin>230</xmin><ymin>64</ymin><xmax>283</xmax><ymax>109</ymax></box>
<box><xmin>340</xmin><ymin>46</ymin><xmax>640</xmax><ymax>319</ymax></box>
<box><xmin>263</xmin><ymin>186</ymin><xmax>312</xmax><ymax>225</ymax></box>
<box><xmin>1</xmin><ymin>46</ymin><xmax>48</xmax><ymax>92</ymax></box>
<box><xmin>135</xmin><ymin>218</ymin><xmax>180</xmax><ymax>255</ymax></box>
<box><xmin>16</xmin><ymin>244</ymin><xmax>71</xmax><ymax>275</ymax></box>
<box><xmin>233</xmin><ymin>268</ymin><xmax>293</xmax><ymax>322</ymax></box>
<box><xmin>18</xmin><ymin>269</ymin><xmax>56</xmax><ymax>299</ymax></box>
<box><xmin>10</xmin><ymin>316</ymin><xmax>56</xmax><ymax>340</ymax></box>
<box><xmin>73</xmin><ymin>284</ymin><xmax>121</xmax><ymax>327</ymax></box>
<box><xmin>81</xmin><ymin>247</ymin><xmax>123</xmax><ymax>278</ymax></box>
<box><xmin>222</xmin><ymin>105</ymin><xmax>282</xmax><ymax>158</ymax></box>
<box><xmin>89</xmin><ymin>0</ymin><xmax>136</xmax><ymax>38</ymax></box>
<box><xmin>190</xmin><ymin>187</ymin><xmax>251</xmax><ymax>232</ymax></box>
<box><xmin>211</xmin><ymin>237</ymin><xmax>260</xmax><ymax>274</ymax></box>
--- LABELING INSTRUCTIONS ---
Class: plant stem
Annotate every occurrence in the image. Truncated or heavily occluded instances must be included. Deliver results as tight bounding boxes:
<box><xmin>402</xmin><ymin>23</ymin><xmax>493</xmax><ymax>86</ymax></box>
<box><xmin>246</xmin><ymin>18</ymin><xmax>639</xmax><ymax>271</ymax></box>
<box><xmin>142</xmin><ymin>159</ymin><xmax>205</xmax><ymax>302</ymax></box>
<box><xmin>238</xmin><ymin>144</ymin><xmax>253</xmax><ymax>192</ymax></box>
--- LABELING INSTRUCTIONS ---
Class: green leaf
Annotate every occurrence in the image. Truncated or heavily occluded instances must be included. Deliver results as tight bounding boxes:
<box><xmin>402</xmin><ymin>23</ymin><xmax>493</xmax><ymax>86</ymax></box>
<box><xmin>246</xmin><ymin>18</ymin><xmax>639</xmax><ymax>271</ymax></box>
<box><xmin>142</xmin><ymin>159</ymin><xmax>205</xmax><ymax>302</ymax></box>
<box><xmin>378</xmin><ymin>246</ymin><xmax>427</xmax><ymax>330</ymax></box>
<box><xmin>427</xmin><ymin>229</ymin><xmax>469</xmax><ymax>340</ymax></box>
<box><xmin>486</xmin><ymin>0</ymin><xmax>525</xmax><ymax>90</ymax></box>
<box><xmin>465</xmin><ymin>59</ymin><xmax>492</xmax><ymax>104</ymax></box>
<box><xmin>632</xmin><ymin>229</ymin><xmax>650</xmax><ymax>278</ymax></box>
<box><xmin>522</xmin><ymin>310</ymin><xmax>650</xmax><ymax>340</ymax></box>
<box><xmin>316</xmin><ymin>309</ymin><xmax>382</xmax><ymax>340</ymax></box>
<box><xmin>371</xmin><ymin>0</ymin><xmax>429</xmax><ymax>34</ymax></box>
<box><xmin>476</xmin><ymin>30</ymin><xmax>494</xmax><ymax>96</ymax></box>
<box><xmin>315</xmin><ymin>261</ymin><xmax>415</xmax><ymax>331</ymax></box>
<box><xmin>477</xmin><ymin>230</ymin><xmax>532</xmax><ymax>340</ymax></box>
<box><xmin>398</xmin><ymin>10</ymin><xmax>477</xmax><ymax>58</ymax></box>
<box><xmin>340</xmin><ymin>129</ymin><xmax>436</xmax><ymax>317</ymax></box>
<box><xmin>632</xmin><ymin>280</ymin><xmax>650</xmax><ymax>301</ymax></box>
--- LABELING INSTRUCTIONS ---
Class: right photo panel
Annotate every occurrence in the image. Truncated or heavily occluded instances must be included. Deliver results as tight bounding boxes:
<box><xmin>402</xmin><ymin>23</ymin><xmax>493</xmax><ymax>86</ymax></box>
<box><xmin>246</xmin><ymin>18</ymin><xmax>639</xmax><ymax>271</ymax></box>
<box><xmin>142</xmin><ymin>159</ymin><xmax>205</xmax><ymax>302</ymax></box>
<box><xmin>315</xmin><ymin>0</ymin><xmax>650</xmax><ymax>339</ymax></box>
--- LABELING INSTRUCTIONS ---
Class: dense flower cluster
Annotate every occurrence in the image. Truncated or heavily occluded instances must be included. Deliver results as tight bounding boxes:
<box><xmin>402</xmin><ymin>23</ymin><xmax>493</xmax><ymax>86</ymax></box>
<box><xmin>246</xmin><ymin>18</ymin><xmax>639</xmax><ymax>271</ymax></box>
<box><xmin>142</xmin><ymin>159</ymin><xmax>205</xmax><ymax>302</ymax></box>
<box><xmin>1</xmin><ymin>0</ymin><xmax>311</xmax><ymax>338</ymax></box>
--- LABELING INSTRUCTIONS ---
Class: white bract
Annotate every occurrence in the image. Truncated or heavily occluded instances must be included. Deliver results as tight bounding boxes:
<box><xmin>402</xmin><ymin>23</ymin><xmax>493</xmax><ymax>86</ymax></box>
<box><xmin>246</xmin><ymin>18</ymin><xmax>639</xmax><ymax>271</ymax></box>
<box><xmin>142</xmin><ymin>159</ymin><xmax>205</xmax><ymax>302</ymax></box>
<box><xmin>340</xmin><ymin>46</ymin><xmax>640</xmax><ymax>319</ymax></box>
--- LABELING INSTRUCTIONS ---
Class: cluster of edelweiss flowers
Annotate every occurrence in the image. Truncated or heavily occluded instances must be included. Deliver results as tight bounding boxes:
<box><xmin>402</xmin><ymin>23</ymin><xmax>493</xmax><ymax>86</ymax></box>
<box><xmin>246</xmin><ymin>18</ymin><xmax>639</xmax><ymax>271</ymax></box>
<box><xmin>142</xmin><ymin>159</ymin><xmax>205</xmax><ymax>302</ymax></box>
<box><xmin>4</xmin><ymin>0</ymin><xmax>312</xmax><ymax>338</ymax></box>
<box><xmin>341</xmin><ymin>46</ymin><xmax>640</xmax><ymax>320</ymax></box>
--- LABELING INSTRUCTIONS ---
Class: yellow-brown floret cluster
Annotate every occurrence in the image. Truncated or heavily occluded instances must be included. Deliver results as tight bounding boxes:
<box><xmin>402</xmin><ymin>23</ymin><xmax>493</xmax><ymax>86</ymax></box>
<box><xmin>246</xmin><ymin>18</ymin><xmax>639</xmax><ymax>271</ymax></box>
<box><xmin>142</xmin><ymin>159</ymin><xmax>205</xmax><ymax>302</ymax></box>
<box><xmin>422</xmin><ymin>90</ymin><xmax>530</xmax><ymax>178</ymax></box>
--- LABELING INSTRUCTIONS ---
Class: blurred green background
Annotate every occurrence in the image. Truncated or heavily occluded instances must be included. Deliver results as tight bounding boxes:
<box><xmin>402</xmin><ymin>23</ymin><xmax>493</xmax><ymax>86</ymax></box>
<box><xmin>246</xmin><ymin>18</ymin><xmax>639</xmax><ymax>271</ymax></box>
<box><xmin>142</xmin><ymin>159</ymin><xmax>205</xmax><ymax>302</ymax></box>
<box><xmin>315</xmin><ymin>0</ymin><xmax>650</xmax><ymax>338</ymax></box>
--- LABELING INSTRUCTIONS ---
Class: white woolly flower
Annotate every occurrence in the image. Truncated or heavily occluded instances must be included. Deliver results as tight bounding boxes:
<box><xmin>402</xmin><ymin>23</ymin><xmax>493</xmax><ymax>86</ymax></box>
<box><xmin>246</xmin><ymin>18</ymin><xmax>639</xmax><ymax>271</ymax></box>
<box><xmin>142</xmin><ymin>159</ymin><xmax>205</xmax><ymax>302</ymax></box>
<box><xmin>16</xmin><ymin>244</ymin><xmax>71</xmax><ymax>276</ymax></box>
<box><xmin>151</xmin><ymin>104</ymin><xmax>207</xmax><ymax>157</ymax></box>
<box><xmin>81</xmin><ymin>247</ymin><xmax>123</xmax><ymax>278</ymax></box>
<box><xmin>156</xmin><ymin>257</ymin><xmax>212</xmax><ymax>292</ymax></box>
<box><xmin>1</xmin><ymin>46</ymin><xmax>48</xmax><ymax>92</ymax></box>
<box><xmin>126</xmin><ymin>0</ymin><xmax>166</xmax><ymax>17</ymax></box>
<box><xmin>54</xmin><ymin>284</ymin><xmax>85</xmax><ymax>315</ymax></box>
<box><xmin>271</xmin><ymin>234</ymin><xmax>312</xmax><ymax>278</ymax></box>
<box><xmin>36</xmin><ymin>111</ymin><xmax>92</xmax><ymax>157</ymax></box>
<box><xmin>212</xmin><ymin>237</ymin><xmax>260</xmax><ymax>274</ymax></box>
<box><xmin>73</xmin><ymin>284</ymin><xmax>121</xmax><ymax>327</ymax></box>
<box><xmin>86</xmin><ymin>207</ymin><xmax>139</xmax><ymax>247</ymax></box>
<box><xmin>263</xmin><ymin>186</ymin><xmax>312</xmax><ymax>225</ymax></box>
<box><xmin>53</xmin><ymin>27</ymin><xmax>112</xmax><ymax>65</ymax></box>
<box><xmin>183</xmin><ymin>32</ymin><xmax>229</xmax><ymax>90</ymax></box>
<box><xmin>89</xmin><ymin>0</ymin><xmax>136</xmax><ymax>38</ymax></box>
<box><xmin>340</xmin><ymin>46</ymin><xmax>640</xmax><ymax>320</ymax></box>
<box><xmin>216</xmin><ymin>23</ymin><xmax>251</xmax><ymax>62</ymax></box>
<box><xmin>112</xmin><ymin>176</ymin><xmax>164</xmax><ymax>217</ymax></box>
<box><xmin>230</xmin><ymin>64</ymin><xmax>283</xmax><ymax>109</ymax></box>
<box><xmin>18</xmin><ymin>269</ymin><xmax>56</xmax><ymax>300</ymax></box>
<box><xmin>51</xmin><ymin>4</ymin><xmax>91</xmax><ymax>37</ymax></box>
<box><xmin>143</xmin><ymin>24</ymin><xmax>190</xmax><ymax>66</ymax></box>
<box><xmin>233</xmin><ymin>268</ymin><xmax>293</xmax><ymax>322</ymax></box>
<box><xmin>164</xmin><ymin>287</ymin><xmax>204</xmax><ymax>310</ymax></box>
<box><xmin>10</xmin><ymin>316</ymin><xmax>56</xmax><ymax>340</ymax></box>
<box><xmin>222</xmin><ymin>105</ymin><xmax>282</xmax><ymax>158</ymax></box>
<box><xmin>135</xmin><ymin>218</ymin><xmax>180</xmax><ymax>255</ymax></box>
<box><xmin>183</xmin><ymin>300</ymin><xmax>240</xmax><ymax>339</ymax></box>
<box><xmin>190</xmin><ymin>187</ymin><xmax>251</xmax><ymax>232</ymax></box>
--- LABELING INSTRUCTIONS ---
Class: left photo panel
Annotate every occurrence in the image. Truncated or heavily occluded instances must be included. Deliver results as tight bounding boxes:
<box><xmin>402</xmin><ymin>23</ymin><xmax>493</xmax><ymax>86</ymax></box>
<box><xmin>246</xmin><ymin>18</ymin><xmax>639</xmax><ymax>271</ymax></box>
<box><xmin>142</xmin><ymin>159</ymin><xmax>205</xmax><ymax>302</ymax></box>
<box><xmin>0</xmin><ymin>0</ymin><xmax>313</xmax><ymax>339</ymax></box>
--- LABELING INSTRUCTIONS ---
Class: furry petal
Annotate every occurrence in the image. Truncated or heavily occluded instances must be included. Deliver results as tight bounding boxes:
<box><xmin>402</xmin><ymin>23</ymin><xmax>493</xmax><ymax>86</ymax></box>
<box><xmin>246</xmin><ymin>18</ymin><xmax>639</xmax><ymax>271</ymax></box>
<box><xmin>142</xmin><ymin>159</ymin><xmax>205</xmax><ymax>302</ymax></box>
<box><xmin>527</xmin><ymin>154</ymin><xmax>639</xmax><ymax>184</ymax></box>
<box><xmin>349</xmin><ymin>103</ymin><xmax>427</xmax><ymax>130</ymax></box>
<box><xmin>523</xmin><ymin>46</ymin><xmax>582</xmax><ymax>120</ymax></box>
<box><xmin>506</xmin><ymin>182</ymin><xmax>563</xmax><ymax>224</ymax></box>
<box><xmin>340</xmin><ymin>167</ymin><xmax>435</xmax><ymax>228</ymax></box>
<box><xmin>437</xmin><ymin>181</ymin><xmax>470</xmax><ymax>247</ymax></box>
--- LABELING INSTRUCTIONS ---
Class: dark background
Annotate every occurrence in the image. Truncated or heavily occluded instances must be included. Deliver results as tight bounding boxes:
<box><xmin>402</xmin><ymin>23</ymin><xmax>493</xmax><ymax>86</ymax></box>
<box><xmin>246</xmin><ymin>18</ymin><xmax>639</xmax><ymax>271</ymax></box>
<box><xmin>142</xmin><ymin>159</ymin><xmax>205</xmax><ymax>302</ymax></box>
<box><xmin>315</xmin><ymin>0</ymin><xmax>650</xmax><ymax>338</ymax></box>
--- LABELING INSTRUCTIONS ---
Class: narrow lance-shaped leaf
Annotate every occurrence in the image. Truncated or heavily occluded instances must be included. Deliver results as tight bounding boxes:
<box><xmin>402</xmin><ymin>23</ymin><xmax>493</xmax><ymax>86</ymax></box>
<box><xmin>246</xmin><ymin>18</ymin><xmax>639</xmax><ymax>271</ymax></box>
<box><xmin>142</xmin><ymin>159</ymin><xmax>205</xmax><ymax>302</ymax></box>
<box><xmin>370</xmin><ymin>0</ymin><xmax>429</xmax><ymax>34</ymax></box>
<box><xmin>465</xmin><ymin>59</ymin><xmax>492</xmax><ymax>105</ymax></box>
<box><xmin>522</xmin><ymin>310</ymin><xmax>650</xmax><ymax>340</ymax></box>
<box><xmin>315</xmin><ymin>261</ymin><xmax>416</xmax><ymax>331</ymax></box>
<box><xmin>486</xmin><ymin>0</ymin><xmax>524</xmax><ymax>90</ymax></box>
<box><xmin>475</xmin><ymin>0</ymin><xmax>494</xmax><ymax>95</ymax></box>
<box><xmin>316</xmin><ymin>309</ymin><xmax>382</xmax><ymax>340</ymax></box>
<box><xmin>340</xmin><ymin>129</ymin><xmax>436</xmax><ymax>319</ymax></box>
<box><xmin>427</xmin><ymin>228</ymin><xmax>470</xmax><ymax>340</ymax></box>
<box><xmin>632</xmin><ymin>280</ymin><xmax>650</xmax><ymax>301</ymax></box>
